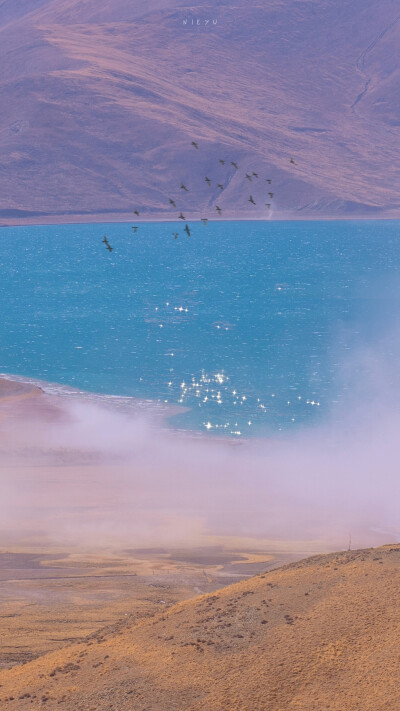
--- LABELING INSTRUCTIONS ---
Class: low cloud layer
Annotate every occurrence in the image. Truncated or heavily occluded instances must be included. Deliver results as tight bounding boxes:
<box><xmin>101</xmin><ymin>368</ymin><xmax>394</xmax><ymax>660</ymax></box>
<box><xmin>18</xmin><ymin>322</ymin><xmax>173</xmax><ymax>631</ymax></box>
<box><xmin>1</xmin><ymin>340</ymin><xmax>399</xmax><ymax>554</ymax></box>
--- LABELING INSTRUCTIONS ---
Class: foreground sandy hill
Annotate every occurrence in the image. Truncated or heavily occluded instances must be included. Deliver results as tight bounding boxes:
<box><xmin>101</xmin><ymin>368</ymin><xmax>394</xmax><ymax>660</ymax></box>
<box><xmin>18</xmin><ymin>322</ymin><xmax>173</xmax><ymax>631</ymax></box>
<box><xmin>1</xmin><ymin>544</ymin><xmax>400</xmax><ymax>710</ymax></box>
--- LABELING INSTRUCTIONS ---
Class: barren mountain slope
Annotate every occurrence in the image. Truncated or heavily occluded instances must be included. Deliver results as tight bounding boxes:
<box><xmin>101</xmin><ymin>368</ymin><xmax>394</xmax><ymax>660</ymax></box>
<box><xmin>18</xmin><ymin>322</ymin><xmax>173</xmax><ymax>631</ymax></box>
<box><xmin>0</xmin><ymin>0</ymin><xmax>399</xmax><ymax>222</ymax></box>
<box><xmin>1</xmin><ymin>544</ymin><xmax>400</xmax><ymax>710</ymax></box>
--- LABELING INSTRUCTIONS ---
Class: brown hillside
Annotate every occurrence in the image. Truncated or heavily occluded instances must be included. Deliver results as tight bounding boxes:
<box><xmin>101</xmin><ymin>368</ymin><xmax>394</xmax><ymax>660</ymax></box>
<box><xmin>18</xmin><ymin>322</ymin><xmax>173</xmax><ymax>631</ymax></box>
<box><xmin>0</xmin><ymin>1</ymin><xmax>399</xmax><ymax>222</ymax></box>
<box><xmin>1</xmin><ymin>544</ymin><xmax>400</xmax><ymax>709</ymax></box>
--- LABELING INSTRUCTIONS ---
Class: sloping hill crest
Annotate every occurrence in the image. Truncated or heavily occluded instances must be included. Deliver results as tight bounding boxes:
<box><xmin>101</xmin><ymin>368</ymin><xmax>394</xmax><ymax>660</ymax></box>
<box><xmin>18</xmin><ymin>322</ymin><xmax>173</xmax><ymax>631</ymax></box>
<box><xmin>1</xmin><ymin>544</ymin><xmax>400</xmax><ymax>709</ymax></box>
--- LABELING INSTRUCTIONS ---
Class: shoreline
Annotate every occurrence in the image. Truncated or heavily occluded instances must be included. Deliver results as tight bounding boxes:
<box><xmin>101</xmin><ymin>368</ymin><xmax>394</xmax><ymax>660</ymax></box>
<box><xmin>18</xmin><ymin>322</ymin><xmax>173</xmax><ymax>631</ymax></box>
<box><xmin>0</xmin><ymin>372</ymin><xmax>251</xmax><ymax>445</ymax></box>
<box><xmin>0</xmin><ymin>378</ymin><xmax>43</xmax><ymax>401</ymax></box>
<box><xmin>0</xmin><ymin>371</ymin><xmax>187</xmax><ymax>421</ymax></box>
<box><xmin>1</xmin><ymin>215</ymin><xmax>400</xmax><ymax>229</ymax></box>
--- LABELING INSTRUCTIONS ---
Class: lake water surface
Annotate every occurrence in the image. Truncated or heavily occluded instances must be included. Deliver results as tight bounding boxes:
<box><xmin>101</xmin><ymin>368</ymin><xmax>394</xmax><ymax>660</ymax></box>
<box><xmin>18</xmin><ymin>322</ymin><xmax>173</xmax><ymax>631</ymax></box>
<box><xmin>1</xmin><ymin>219</ymin><xmax>399</xmax><ymax>436</ymax></box>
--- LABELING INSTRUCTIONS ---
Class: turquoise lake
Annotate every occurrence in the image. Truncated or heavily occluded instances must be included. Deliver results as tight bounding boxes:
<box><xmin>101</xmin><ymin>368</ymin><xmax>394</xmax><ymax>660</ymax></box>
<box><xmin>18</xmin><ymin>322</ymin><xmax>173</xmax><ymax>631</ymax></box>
<box><xmin>0</xmin><ymin>220</ymin><xmax>399</xmax><ymax>436</ymax></box>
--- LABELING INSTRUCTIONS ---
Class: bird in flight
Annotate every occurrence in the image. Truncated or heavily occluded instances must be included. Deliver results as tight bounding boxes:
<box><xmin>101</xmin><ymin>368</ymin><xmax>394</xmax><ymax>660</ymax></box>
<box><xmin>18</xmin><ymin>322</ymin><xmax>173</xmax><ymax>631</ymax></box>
<box><xmin>191</xmin><ymin>141</ymin><xmax>199</xmax><ymax>150</ymax></box>
<box><xmin>231</xmin><ymin>162</ymin><xmax>238</xmax><ymax>170</ymax></box>
<box><xmin>132</xmin><ymin>226</ymin><xmax>138</xmax><ymax>232</ymax></box>
<box><xmin>103</xmin><ymin>236</ymin><xmax>113</xmax><ymax>252</ymax></box>
<box><xmin>290</xmin><ymin>157</ymin><xmax>296</xmax><ymax>165</ymax></box>
<box><xmin>173</xmin><ymin>232</ymin><xmax>179</xmax><ymax>239</ymax></box>
<box><xmin>248</xmin><ymin>195</ymin><xmax>256</xmax><ymax>205</ymax></box>
<box><xmin>169</xmin><ymin>198</ymin><xmax>176</xmax><ymax>208</ymax></box>
<box><xmin>268</xmin><ymin>192</ymin><xmax>274</xmax><ymax>198</ymax></box>
<box><xmin>219</xmin><ymin>159</ymin><xmax>225</xmax><ymax>165</ymax></box>
<box><xmin>184</xmin><ymin>224</ymin><xmax>191</xmax><ymax>237</ymax></box>
<box><xmin>216</xmin><ymin>205</ymin><xmax>222</xmax><ymax>215</ymax></box>
<box><xmin>201</xmin><ymin>218</ymin><xmax>208</xmax><ymax>226</ymax></box>
<box><xmin>245</xmin><ymin>173</ymin><xmax>253</xmax><ymax>182</ymax></box>
<box><xmin>134</xmin><ymin>209</ymin><xmax>139</xmax><ymax>216</ymax></box>
<box><xmin>265</xmin><ymin>203</ymin><xmax>271</xmax><ymax>209</ymax></box>
<box><xmin>252</xmin><ymin>172</ymin><xmax>259</xmax><ymax>178</ymax></box>
<box><xmin>266</xmin><ymin>179</ymin><xmax>272</xmax><ymax>184</ymax></box>
<box><xmin>180</xmin><ymin>182</ymin><xmax>189</xmax><ymax>191</ymax></box>
<box><xmin>178</xmin><ymin>212</ymin><xmax>186</xmax><ymax>220</ymax></box>
<box><xmin>217</xmin><ymin>183</ymin><xmax>224</xmax><ymax>190</ymax></box>
<box><xmin>205</xmin><ymin>177</ymin><xmax>211</xmax><ymax>187</ymax></box>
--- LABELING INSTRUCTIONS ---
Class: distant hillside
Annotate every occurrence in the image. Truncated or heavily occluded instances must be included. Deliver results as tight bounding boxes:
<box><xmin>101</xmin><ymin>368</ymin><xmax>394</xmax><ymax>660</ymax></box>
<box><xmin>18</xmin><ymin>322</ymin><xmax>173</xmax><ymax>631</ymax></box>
<box><xmin>0</xmin><ymin>0</ymin><xmax>399</xmax><ymax>223</ymax></box>
<box><xmin>1</xmin><ymin>544</ymin><xmax>400</xmax><ymax>709</ymax></box>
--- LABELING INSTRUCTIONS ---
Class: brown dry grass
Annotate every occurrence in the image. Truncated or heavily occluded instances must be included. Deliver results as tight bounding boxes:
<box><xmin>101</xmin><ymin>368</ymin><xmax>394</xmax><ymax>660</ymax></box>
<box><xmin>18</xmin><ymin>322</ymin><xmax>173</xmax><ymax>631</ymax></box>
<box><xmin>1</xmin><ymin>544</ymin><xmax>399</xmax><ymax>710</ymax></box>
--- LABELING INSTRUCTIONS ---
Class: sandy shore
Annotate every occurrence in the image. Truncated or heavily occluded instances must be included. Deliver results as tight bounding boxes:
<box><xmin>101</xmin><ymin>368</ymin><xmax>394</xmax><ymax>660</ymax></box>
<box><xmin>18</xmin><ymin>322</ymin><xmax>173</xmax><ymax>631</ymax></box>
<box><xmin>0</xmin><ymin>377</ymin><xmax>42</xmax><ymax>401</ymax></box>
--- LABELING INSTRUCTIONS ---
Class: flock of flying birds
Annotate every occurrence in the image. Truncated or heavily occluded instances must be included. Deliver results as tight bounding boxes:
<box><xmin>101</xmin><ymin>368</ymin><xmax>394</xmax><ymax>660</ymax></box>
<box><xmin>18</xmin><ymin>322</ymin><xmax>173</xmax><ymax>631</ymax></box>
<box><xmin>102</xmin><ymin>142</ymin><xmax>297</xmax><ymax>251</ymax></box>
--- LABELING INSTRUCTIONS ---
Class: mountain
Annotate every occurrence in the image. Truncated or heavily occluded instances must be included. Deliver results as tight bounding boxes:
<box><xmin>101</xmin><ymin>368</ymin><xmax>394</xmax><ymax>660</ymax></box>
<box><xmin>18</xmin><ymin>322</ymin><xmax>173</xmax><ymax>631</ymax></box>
<box><xmin>1</xmin><ymin>544</ymin><xmax>400</xmax><ymax>709</ymax></box>
<box><xmin>0</xmin><ymin>0</ymin><xmax>399</xmax><ymax>223</ymax></box>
